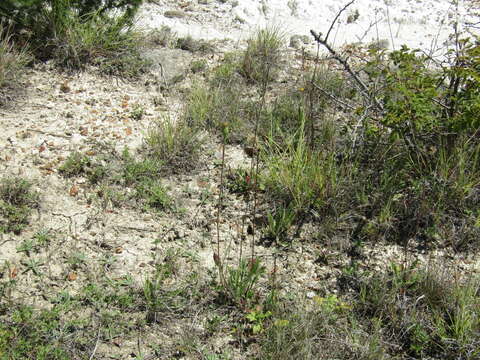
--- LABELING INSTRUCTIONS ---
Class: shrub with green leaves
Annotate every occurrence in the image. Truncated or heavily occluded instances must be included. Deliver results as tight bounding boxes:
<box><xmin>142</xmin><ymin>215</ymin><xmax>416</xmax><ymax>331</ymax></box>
<box><xmin>0</xmin><ymin>0</ymin><xmax>142</xmax><ymax>33</ymax></box>
<box><xmin>0</xmin><ymin>0</ymin><xmax>146</xmax><ymax>75</ymax></box>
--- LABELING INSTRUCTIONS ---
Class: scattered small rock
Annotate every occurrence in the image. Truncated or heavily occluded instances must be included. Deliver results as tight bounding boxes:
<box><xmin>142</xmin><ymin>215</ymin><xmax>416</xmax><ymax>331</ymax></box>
<box><xmin>164</xmin><ymin>10</ymin><xmax>186</xmax><ymax>18</ymax></box>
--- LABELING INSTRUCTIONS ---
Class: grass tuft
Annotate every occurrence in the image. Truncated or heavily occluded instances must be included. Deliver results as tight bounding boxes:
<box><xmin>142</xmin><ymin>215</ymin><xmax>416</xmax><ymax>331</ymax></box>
<box><xmin>0</xmin><ymin>25</ymin><xmax>31</xmax><ymax>104</ymax></box>
<box><xmin>241</xmin><ymin>27</ymin><xmax>284</xmax><ymax>83</ymax></box>
<box><xmin>146</xmin><ymin>116</ymin><xmax>204</xmax><ymax>174</ymax></box>
<box><xmin>0</xmin><ymin>177</ymin><xmax>40</xmax><ymax>234</ymax></box>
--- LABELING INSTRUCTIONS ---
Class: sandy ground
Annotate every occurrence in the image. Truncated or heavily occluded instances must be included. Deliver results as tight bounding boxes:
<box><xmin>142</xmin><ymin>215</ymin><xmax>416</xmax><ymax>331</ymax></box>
<box><xmin>0</xmin><ymin>1</ymin><xmax>479</xmax><ymax>358</ymax></box>
<box><xmin>138</xmin><ymin>0</ymin><xmax>479</xmax><ymax>57</ymax></box>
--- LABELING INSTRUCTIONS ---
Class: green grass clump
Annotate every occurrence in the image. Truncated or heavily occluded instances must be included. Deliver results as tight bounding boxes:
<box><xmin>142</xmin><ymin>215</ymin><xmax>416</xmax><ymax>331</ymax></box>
<box><xmin>241</xmin><ymin>27</ymin><xmax>284</xmax><ymax>84</ymax></box>
<box><xmin>355</xmin><ymin>263</ymin><xmax>480</xmax><ymax>359</ymax></box>
<box><xmin>50</xmin><ymin>10</ymin><xmax>149</xmax><ymax>77</ymax></box>
<box><xmin>2</xmin><ymin>0</ymin><xmax>147</xmax><ymax>77</ymax></box>
<box><xmin>0</xmin><ymin>29</ymin><xmax>29</xmax><ymax>83</ymax></box>
<box><xmin>0</xmin><ymin>26</ymin><xmax>31</xmax><ymax>104</ymax></box>
<box><xmin>260</xmin><ymin>263</ymin><xmax>480</xmax><ymax>359</ymax></box>
<box><xmin>0</xmin><ymin>178</ymin><xmax>39</xmax><ymax>234</ymax></box>
<box><xmin>145</xmin><ymin>116</ymin><xmax>203</xmax><ymax>174</ymax></box>
<box><xmin>58</xmin><ymin>152</ymin><xmax>91</xmax><ymax>177</ymax></box>
<box><xmin>190</xmin><ymin>59</ymin><xmax>207</xmax><ymax>73</ymax></box>
<box><xmin>184</xmin><ymin>81</ymin><xmax>252</xmax><ymax>143</ymax></box>
<box><xmin>59</xmin><ymin>152</ymin><xmax>107</xmax><ymax>184</ymax></box>
<box><xmin>176</xmin><ymin>35</ymin><xmax>214</xmax><ymax>53</ymax></box>
<box><xmin>120</xmin><ymin>150</ymin><xmax>173</xmax><ymax>211</ymax></box>
<box><xmin>260</xmin><ymin>112</ymin><xmax>341</xmax><ymax>224</ymax></box>
<box><xmin>147</xmin><ymin>25</ymin><xmax>176</xmax><ymax>47</ymax></box>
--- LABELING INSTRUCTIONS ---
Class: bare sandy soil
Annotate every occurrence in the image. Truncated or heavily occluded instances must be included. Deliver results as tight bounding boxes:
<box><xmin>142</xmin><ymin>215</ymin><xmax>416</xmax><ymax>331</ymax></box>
<box><xmin>1</xmin><ymin>1</ymin><xmax>479</xmax><ymax>358</ymax></box>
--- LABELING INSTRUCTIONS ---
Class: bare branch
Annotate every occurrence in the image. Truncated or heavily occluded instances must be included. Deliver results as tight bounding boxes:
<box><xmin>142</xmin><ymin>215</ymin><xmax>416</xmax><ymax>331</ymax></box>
<box><xmin>325</xmin><ymin>0</ymin><xmax>355</xmax><ymax>43</ymax></box>
<box><xmin>310</xmin><ymin>30</ymin><xmax>385</xmax><ymax>113</ymax></box>
<box><xmin>310</xmin><ymin>82</ymin><xmax>355</xmax><ymax>111</ymax></box>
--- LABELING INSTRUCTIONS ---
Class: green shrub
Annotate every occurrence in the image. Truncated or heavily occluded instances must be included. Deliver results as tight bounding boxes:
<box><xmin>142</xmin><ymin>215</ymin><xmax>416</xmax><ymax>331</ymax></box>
<box><xmin>0</xmin><ymin>0</ymin><xmax>142</xmax><ymax>34</ymax></box>
<box><xmin>52</xmin><ymin>10</ymin><xmax>148</xmax><ymax>76</ymax></box>
<box><xmin>0</xmin><ymin>0</ymin><xmax>146</xmax><ymax>75</ymax></box>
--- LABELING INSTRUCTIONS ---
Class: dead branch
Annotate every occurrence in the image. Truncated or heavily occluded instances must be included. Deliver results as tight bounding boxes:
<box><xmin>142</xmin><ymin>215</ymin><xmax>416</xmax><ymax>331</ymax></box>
<box><xmin>324</xmin><ymin>0</ymin><xmax>356</xmax><ymax>43</ymax></box>
<box><xmin>310</xmin><ymin>29</ymin><xmax>385</xmax><ymax>113</ymax></box>
<box><xmin>311</xmin><ymin>82</ymin><xmax>355</xmax><ymax>111</ymax></box>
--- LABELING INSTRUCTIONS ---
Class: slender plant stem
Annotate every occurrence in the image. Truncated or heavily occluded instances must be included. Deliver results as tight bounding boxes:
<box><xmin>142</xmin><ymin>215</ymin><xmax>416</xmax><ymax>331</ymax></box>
<box><xmin>250</xmin><ymin>64</ymin><xmax>271</xmax><ymax>260</ymax></box>
<box><xmin>216</xmin><ymin>131</ymin><xmax>227</xmax><ymax>285</ymax></box>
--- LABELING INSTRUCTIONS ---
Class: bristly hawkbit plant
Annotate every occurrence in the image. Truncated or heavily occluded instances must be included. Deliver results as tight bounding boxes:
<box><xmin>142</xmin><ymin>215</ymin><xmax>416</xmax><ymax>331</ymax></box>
<box><xmin>247</xmin><ymin>27</ymin><xmax>283</xmax><ymax>258</ymax></box>
<box><xmin>214</xmin><ymin>121</ymin><xmax>229</xmax><ymax>289</ymax></box>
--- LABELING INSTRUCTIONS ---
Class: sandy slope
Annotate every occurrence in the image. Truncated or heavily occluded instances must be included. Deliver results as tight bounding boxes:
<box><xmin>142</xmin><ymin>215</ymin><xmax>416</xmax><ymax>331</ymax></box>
<box><xmin>139</xmin><ymin>0</ymin><xmax>478</xmax><ymax>56</ymax></box>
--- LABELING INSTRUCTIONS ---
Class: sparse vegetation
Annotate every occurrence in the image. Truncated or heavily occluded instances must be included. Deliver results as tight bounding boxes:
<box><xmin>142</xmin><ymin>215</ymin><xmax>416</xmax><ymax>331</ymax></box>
<box><xmin>1</xmin><ymin>4</ymin><xmax>480</xmax><ymax>359</ymax></box>
<box><xmin>146</xmin><ymin>116</ymin><xmax>204</xmax><ymax>173</ymax></box>
<box><xmin>176</xmin><ymin>35</ymin><xmax>214</xmax><ymax>53</ymax></box>
<box><xmin>0</xmin><ymin>0</ymin><xmax>147</xmax><ymax>77</ymax></box>
<box><xmin>0</xmin><ymin>26</ymin><xmax>30</xmax><ymax>103</ymax></box>
<box><xmin>241</xmin><ymin>27</ymin><xmax>284</xmax><ymax>83</ymax></box>
<box><xmin>147</xmin><ymin>25</ymin><xmax>176</xmax><ymax>47</ymax></box>
<box><xmin>0</xmin><ymin>178</ymin><xmax>39</xmax><ymax>234</ymax></box>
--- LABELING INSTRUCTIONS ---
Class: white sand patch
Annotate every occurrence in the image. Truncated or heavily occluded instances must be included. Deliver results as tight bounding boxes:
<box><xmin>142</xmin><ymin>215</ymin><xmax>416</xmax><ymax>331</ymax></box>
<box><xmin>138</xmin><ymin>0</ymin><xmax>478</xmax><ymax>56</ymax></box>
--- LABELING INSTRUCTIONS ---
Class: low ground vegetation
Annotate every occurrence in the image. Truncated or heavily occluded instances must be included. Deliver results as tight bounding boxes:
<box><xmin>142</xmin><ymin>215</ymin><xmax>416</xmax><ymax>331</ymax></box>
<box><xmin>0</xmin><ymin>0</ymin><xmax>148</xmax><ymax>77</ymax></box>
<box><xmin>0</xmin><ymin>7</ymin><xmax>479</xmax><ymax>360</ymax></box>
<box><xmin>0</xmin><ymin>178</ymin><xmax>39</xmax><ymax>234</ymax></box>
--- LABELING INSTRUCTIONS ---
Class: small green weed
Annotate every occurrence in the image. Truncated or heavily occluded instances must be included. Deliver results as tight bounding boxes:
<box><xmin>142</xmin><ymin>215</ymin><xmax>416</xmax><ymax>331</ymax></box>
<box><xmin>245</xmin><ymin>307</ymin><xmax>272</xmax><ymax>334</ymax></box>
<box><xmin>130</xmin><ymin>104</ymin><xmax>145</xmax><ymax>120</ymax></box>
<box><xmin>221</xmin><ymin>258</ymin><xmax>265</xmax><ymax>308</ymax></box>
<box><xmin>264</xmin><ymin>206</ymin><xmax>296</xmax><ymax>244</ymax></box>
<box><xmin>176</xmin><ymin>35</ymin><xmax>214</xmax><ymax>53</ymax></box>
<box><xmin>226</xmin><ymin>168</ymin><xmax>253</xmax><ymax>195</ymax></box>
<box><xmin>190</xmin><ymin>59</ymin><xmax>207</xmax><ymax>73</ymax></box>
<box><xmin>16</xmin><ymin>231</ymin><xmax>51</xmax><ymax>257</ymax></box>
<box><xmin>58</xmin><ymin>152</ymin><xmax>90</xmax><ymax>177</ymax></box>
<box><xmin>0</xmin><ymin>177</ymin><xmax>39</xmax><ymax>234</ymax></box>
<box><xmin>210</xmin><ymin>52</ymin><xmax>242</xmax><ymax>86</ymax></box>
<box><xmin>59</xmin><ymin>152</ymin><xmax>107</xmax><ymax>184</ymax></box>
<box><xmin>122</xmin><ymin>152</ymin><xmax>163</xmax><ymax>185</ymax></box>
<box><xmin>134</xmin><ymin>178</ymin><xmax>172</xmax><ymax>212</ymax></box>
